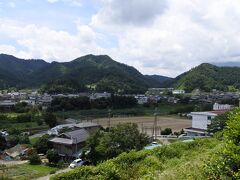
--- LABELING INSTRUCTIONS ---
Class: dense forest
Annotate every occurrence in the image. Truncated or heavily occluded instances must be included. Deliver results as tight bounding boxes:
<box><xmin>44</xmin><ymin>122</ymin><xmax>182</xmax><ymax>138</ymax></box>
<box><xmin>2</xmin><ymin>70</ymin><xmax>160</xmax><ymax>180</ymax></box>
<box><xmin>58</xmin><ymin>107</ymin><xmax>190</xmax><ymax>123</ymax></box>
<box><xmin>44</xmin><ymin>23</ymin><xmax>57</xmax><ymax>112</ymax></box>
<box><xmin>0</xmin><ymin>54</ymin><xmax>240</xmax><ymax>93</ymax></box>
<box><xmin>0</xmin><ymin>54</ymin><xmax>171</xmax><ymax>94</ymax></box>
<box><xmin>174</xmin><ymin>63</ymin><xmax>240</xmax><ymax>92</ymax></box>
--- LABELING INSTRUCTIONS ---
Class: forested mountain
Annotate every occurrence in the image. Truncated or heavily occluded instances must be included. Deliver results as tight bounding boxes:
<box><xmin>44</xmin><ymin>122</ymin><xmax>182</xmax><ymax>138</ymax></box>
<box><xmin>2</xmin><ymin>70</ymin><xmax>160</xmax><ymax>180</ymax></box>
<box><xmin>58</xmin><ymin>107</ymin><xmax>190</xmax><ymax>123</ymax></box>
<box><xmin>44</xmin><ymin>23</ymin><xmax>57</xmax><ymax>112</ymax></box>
<box><xmin>174</xmin><ymin>63</ymin><xmax>240</xmax><ymax>92</ymax></box>
<box><xmin>0</xmin><ymin>54</ymin><xmax>49</xmax><ymax>88</ymax></box>
<box><xmin>1</xmin><ymin>54</ymin><xmax>240</xmax><ymax>93</ymax></box>
<box><xmin>36</xmin><ymin>54</ymin><xmax>151</xmax><ymax>93</ymax></box>
<box><xmin>144</xmin><ymin>75</ymin><xmax>173</xmax><ymax>88</ymax></box>
<box><xmin>0</xmin><ymin>54</ymin><xmax>168</xmax><ymax>93</ymax></box>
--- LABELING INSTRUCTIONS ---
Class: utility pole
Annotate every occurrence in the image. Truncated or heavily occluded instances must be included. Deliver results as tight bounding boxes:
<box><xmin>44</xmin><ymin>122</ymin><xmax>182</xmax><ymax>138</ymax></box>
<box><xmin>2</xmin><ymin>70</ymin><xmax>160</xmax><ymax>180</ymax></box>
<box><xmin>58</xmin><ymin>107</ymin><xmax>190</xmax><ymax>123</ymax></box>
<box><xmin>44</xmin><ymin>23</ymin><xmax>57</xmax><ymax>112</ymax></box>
<box><xmin>153</xmin><ymin>107</ymin><xmax>158</xmax><ymax>140</ymax></box>
<box><xmin>108</xmin><ymin>108</ymin><xmax>111</xmax><ymax>128</ymax></box>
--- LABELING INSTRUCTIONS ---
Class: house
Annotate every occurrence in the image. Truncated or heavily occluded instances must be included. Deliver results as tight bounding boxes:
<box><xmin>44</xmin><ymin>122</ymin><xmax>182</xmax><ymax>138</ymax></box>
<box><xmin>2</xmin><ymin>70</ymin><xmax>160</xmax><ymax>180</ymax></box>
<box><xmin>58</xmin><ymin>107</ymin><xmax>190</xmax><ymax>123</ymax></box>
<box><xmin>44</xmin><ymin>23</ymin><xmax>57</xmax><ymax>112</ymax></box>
<box><xmin>50</xmin><ymin>129</ymin><xmax>89</xmax><ymax>158</ymax></box>
<box><xmin>213</xmin><ymin>103</ymin><xmax>232</xmax><ymax>111</ymax></box>
<box><xmin>38</xmin><ymin>94</ymin><xmax>53</xmax><ymax>106</ymax></box>
<box><xmin>89</xmin><ymin>92</ymin><xmax>111</xmax><ymax>100</ymax></box>
<box><xmin>4</xmin><ymin>144</ymin><xmax>31</xmax><ymax>159</ymax></box>
<box><xmin>172</xmin><ymin>89</ymin><xmax>185</xmax><ymax>94</ymax></box>
<box><xmin>74</xmin><ymin>122</ymin><xmax>101</xmax><ymax>133</ymax></box>
<box><xmin>185</xmin><ymin>112</ymin><xmax>217</xmax><ymax>136</ymax></box>
<box><xmin>48</xmin><ymin>124</ymin><xmax>76</xmax><ymax>136</ymax></box>
<box><xmin>134</xmin><ymin>95</ymin><xmax>148</xmax><ymax>104</ymax></box>
<box><xmin>0</xmin><ymin>100</ymin><xmax>16</xmax><ymax>108</ymax></box>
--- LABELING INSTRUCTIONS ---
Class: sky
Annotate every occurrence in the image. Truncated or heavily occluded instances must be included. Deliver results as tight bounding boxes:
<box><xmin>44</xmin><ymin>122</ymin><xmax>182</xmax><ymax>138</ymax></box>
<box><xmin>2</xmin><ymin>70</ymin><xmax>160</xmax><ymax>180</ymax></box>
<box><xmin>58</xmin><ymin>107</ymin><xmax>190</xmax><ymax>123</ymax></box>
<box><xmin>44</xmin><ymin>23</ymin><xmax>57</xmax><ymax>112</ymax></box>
<box><xmin>0</xmin><ymin>0</ymin><xmax>240</xmax><ymax>77</ymax></box>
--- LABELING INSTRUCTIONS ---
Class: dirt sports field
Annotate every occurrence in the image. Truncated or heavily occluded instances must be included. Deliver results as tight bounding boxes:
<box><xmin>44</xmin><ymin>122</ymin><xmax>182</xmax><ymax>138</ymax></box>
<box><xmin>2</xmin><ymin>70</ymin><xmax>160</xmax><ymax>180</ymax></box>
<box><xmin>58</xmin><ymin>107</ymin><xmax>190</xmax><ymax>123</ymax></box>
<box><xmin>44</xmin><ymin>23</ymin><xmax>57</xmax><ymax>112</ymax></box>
<box><xmin>92</xmin><ymin>116</ymin><xmax>191</xmax><ymax>136</ymax></box>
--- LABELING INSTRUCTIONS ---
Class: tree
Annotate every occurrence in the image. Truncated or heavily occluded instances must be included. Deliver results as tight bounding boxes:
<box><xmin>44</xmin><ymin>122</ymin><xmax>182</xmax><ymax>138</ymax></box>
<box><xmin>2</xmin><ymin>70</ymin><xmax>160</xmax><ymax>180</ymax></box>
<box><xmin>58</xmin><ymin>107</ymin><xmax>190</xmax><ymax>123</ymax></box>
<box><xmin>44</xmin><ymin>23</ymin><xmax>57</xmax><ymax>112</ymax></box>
<box><xmin>44</xmin><ymin>112</ymin><xmax>57</xmax><ymax>128</ymax></box>
<box><xmin>86</xmin><ymin>123</ymin><xmax>149</xmax><ymax>164</ymax></box>
<box><xmin>206</xmin><ymin>108</ymin><xmax>240</xmax><ymax>178</ymax></box>
<box><xmin>0</xmin><ymin>135</ymin><xmax>7</xmax><ymax>150</ymax></box>
<box><xmin>207</xmin><ymin>113</ymin><xmax>229</xmax><ymax>134</ymax></box>
<box><xmin>34</xmin><ymin>135</ymin><xmax>52</xmax><ymax>154</ymax></box>
<box><xmin>161</xmin><ymin>128</ymin><xmax>172</xmax><ymax>135</ymax></box>
<box><xmin>46</xmin><ymin>149</ymin><xmax>60</xmax><ymax>163</ymax></box>
<box><xmin>29</xmin><ymin>153</ymin><xmax>41</xmax><ymax>165</ymax></box>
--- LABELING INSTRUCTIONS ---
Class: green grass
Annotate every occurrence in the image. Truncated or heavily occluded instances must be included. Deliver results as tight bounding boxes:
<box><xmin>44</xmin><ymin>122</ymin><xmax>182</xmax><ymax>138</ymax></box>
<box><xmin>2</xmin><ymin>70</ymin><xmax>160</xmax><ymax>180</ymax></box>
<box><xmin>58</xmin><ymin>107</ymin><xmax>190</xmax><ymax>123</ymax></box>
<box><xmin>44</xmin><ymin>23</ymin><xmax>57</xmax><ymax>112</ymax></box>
<box><xmin>30</xmin><ymin>136</ymin><xmax>40</xmax><ymax>145</ymax></box>
<box><xmin>0</xmin><ymin>121</ymin><xmax>48</xmax><ymax>131</ymax></box>
<box><xmin>1</xmin><ymin>164</ymin><xmax>59</xmax><ymax>180</ymax></box>
<box><xmin>55</xmin><ymin>104</ymin><xmax>194</xmax><ymax>120</ymax></box>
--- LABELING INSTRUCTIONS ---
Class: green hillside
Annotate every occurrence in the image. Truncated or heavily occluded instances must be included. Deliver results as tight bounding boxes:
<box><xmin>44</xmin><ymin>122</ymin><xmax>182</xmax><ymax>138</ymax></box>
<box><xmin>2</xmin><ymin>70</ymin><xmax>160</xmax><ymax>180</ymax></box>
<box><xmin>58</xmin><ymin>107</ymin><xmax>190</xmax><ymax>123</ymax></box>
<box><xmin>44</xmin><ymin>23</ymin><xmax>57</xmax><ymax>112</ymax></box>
<box><xmin>0</xmin><ymin>54</ymin><xmax>170</xmax><ymax>93</ymax></box>
<box><xmin>174</xmin><ymin>63</ymin><xmax>240</xmax><ymax>92</ymax></box>
<box><xmin>52</xmin><ymin>138</ymin><xmax>221</xmax><ymax>180</ymax></box>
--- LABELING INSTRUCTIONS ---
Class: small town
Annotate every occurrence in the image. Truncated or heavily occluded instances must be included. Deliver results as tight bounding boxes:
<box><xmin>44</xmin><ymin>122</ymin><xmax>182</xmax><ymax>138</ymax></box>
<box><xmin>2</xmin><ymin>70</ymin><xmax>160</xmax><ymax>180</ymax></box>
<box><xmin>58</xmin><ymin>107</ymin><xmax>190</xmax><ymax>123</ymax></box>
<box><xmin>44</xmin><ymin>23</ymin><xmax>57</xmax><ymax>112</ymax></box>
<box><xmin>0</xmin><ymin>87</ymin><xmax>239</xmax><ymax>179</ymax></box>
<box><xmin>1</xmin><ymin>0</ymin><xmax>240</xmax><ymax>179</ymax></box>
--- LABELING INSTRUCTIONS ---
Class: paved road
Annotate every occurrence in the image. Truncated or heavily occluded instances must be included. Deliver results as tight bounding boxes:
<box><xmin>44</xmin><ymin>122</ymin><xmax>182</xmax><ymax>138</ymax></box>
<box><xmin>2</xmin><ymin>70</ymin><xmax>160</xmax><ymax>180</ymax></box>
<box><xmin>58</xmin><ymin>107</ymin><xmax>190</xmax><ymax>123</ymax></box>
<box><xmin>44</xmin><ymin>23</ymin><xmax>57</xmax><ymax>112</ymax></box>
<box><xmin>36</xmin><ymin>168</ymin><xmax>72</xmax><ymax>180</ymax></box>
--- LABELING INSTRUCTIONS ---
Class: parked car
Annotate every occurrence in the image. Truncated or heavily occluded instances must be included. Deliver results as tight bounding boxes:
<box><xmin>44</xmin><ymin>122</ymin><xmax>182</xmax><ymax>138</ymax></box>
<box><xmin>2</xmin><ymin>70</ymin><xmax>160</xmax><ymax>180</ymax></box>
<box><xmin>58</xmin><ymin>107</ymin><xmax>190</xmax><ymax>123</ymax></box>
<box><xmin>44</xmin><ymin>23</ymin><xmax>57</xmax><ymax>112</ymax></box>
<box><xmin>69</xmin><ymin>159</ymin><xmax>84</xmax><ymax>168</ymax></box>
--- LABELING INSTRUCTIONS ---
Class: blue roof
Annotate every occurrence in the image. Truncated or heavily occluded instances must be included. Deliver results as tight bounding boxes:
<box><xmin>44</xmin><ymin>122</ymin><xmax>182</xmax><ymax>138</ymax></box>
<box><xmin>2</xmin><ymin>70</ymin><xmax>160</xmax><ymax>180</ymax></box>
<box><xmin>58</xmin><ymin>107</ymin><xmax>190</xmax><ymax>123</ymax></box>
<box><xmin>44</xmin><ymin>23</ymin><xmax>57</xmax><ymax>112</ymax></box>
<box><xmin>144</xmin><ymin>143</ymin><xmax>162</xmax><ymax>150</ymax></box>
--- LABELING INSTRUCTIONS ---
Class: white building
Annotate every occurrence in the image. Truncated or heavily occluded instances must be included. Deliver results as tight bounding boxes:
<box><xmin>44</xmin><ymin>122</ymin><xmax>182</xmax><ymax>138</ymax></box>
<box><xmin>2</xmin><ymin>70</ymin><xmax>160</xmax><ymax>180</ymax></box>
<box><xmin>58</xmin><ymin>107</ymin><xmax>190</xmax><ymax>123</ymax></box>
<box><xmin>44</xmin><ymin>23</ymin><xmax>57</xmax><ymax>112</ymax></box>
<box><xmin>48</xmin><ymin>124</ymin><xmax>76</xmax><ymax>136</ymax></box>
<box><xmin>172</xmin><ymin>89</ymin><xmax>185</xmax><ymax>94</ymax></box>
<box><xmin>134</xmin><ymin>95</ymin><xmax>148</xmax><ymax>104</ymax></box>
<box><xmin>184</xmin><ymin>112</ymin><xmax>218</xmax><ymax>136</ymax></box>
<box><xmin>90</xmin><ymin>92</ymin><xmax>111</xmax><ymax>100</ymax></box>
<box><xmin>213</xmin><ymin>103</ymin><xmax>232</xmax><ymax>111</ymax></box>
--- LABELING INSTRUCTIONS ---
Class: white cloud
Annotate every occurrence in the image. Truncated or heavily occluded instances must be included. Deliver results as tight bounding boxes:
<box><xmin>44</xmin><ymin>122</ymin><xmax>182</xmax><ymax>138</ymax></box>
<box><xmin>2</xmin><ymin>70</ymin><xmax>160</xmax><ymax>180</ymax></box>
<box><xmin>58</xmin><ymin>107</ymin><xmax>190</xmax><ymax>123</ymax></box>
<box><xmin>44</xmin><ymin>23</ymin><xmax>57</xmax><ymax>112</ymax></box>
<box><xmin>91</xmin><ymin>0</ymin><xmax>240</xmax><ymax>77</ymax></box>
<box><xmin>47</xmin><ymin>0</ymin><xmax>82</xmax><ymax>7</ymax></box>
<box><xmin>8</xmin><ymin>2</ymin><xmax>16</xmax><ymax>8</ymax></box>
<box><xmin>2</xmin><ymin>0</ymin><xmax>240</xmax><ymax>77</ymax></box>
<box><xmin>0</xmin><ymin>19</ymin><xmax>104</xmax><ymax>61</ymax></box>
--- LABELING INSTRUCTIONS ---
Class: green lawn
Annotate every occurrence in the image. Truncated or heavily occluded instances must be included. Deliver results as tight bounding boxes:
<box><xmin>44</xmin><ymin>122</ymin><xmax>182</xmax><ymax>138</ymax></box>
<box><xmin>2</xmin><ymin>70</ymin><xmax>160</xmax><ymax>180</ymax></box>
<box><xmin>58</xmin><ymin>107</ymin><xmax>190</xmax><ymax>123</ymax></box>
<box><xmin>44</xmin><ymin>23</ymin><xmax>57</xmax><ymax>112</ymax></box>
<box><xmin>55</xmin><ymin>104</ymin><xmax>195</xmax><ymax>120</ymax></box>
<box><xmin>1</xmin><ymin>164</ymin><xmax>58</xmax><ymax>180</ymax></box>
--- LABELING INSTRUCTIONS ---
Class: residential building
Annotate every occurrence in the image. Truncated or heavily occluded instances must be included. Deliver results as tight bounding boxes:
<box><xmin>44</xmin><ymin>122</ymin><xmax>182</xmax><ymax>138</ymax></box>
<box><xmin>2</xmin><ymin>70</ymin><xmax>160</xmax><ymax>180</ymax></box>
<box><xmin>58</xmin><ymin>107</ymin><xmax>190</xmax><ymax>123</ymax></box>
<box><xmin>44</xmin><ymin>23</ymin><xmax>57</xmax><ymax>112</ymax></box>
<box><xmin>172</xmin><ymin>89</ymin><xmax>185</xmax><ymax>94</ymax></box>
<box><xmin>134</xmin><ymin>95</ymin><xmax>148</xmax><ymax>104</ymax></box>
<box><xmin>89</xmin><ymin>92</ymin><xmax>111</xmax><ymax>100</ymax></box>
<box><xmin>184</xmin><ymin>109</ymin><xmax>228</xmax><ymax>136</ymax></box>
<box><xmin>213</xmin><ymin>102</ymin><xmax>232</xmax><ymax>111</ymax></box>
<box><xmin>50</xmin><ymin>129</ymin><xmax>89</xmax><ymax>158</ymax></box>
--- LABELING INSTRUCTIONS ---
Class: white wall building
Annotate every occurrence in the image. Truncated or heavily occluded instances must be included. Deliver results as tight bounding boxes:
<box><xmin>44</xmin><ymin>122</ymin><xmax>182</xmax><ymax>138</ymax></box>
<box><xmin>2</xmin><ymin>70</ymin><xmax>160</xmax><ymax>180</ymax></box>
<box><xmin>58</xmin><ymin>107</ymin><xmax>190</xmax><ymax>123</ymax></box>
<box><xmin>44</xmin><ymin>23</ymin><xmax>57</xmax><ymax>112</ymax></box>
<box><xmin>134</xmin><ymin>95</ymin><xmax>148</xmax><ymax>104</ymax></box>
<box><xmin>172</xmin><ymin>89</ymin><xmax>185</xmax><ymax>94</ymax></box>
<box><xmin>184</xmin><ymin>112</ymin><xmax>218</xmax><ymax>136</ymax></box>
<box><xmin>213</xmin><ymin>103</ymin><xmax>232</xmax><ymax>111</ymax></box>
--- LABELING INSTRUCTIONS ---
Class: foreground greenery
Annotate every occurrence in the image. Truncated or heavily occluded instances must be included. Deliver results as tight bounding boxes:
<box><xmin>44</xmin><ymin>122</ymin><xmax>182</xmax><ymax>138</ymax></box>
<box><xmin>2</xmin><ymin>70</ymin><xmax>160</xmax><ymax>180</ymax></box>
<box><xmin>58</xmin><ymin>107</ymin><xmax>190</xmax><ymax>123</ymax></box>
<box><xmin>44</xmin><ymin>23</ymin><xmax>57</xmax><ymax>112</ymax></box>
<box><xmin>52</xmin><ymin>138</ymin><xmax>220</xmax><ymax>180</ymax></box>
<box><xmin>52</xmin><ymin>108</ymin><xmax>240</xmax><ymax>179</ymax></box>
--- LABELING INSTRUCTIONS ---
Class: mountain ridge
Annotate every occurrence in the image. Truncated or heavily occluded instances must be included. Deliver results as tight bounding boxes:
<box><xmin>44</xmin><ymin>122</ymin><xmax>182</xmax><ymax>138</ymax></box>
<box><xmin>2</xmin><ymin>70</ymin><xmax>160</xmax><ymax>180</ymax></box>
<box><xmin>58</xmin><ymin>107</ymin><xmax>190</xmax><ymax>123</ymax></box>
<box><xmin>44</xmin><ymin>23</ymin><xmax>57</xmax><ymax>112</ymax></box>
<box><xmin>0</xmin><ymin>54</ymin><xmax>171</xmax><ymax>93</ymax></box>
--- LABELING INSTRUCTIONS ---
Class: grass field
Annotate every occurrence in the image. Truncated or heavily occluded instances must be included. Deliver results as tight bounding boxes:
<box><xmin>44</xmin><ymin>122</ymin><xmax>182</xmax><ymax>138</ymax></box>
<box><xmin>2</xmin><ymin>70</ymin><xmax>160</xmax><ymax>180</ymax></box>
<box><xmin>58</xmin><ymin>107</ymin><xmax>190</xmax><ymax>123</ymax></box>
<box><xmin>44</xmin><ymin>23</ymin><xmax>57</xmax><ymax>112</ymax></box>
<box><xmin>0</xmin><ymin>164</ymin><xmax>58</xmax><ymax>180</ymax></box>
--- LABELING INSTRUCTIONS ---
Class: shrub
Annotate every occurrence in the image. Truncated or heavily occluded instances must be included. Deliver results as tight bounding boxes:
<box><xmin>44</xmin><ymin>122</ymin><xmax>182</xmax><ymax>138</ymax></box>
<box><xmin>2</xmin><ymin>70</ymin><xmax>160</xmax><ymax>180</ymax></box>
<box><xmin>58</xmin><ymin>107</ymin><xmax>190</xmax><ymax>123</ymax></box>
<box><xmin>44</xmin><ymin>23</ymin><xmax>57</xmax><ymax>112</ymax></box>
<box><xmin>46</xmin><ymin>149</ymin><xmax>60</xmax><ymax>164</ymax></box>
<box><xmin>50</xmin><ymin>170</ymin><xmax>56</xmax><ymax>174</ymax></box>
<box><xmin>161</xmin><ymin>128</ymin><xmax>172</xmax><ymax>135</ymax></box>
<box><xmin>34</xmin><ymin>134</ymin><xmax>52</xmax><ymax>154</ymax></box>
<box><xmin>29</xmin><ymin>153</ymin><xmax>41</xmax><ymax>165</ymax></box>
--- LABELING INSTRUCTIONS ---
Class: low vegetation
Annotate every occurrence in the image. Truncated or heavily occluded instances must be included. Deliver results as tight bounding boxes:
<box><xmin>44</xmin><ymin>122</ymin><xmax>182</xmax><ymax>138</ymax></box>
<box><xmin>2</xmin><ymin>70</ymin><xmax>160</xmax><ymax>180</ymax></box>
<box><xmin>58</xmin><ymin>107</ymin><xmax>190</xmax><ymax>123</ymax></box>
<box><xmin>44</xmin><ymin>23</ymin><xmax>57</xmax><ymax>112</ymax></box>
<box><xmin>52</xmin><ymin>108</ymin><xmax>240</xmax><ymax>179</ymax></box>
<box><xmin>0</xmin><ymin>164</ymin><xmax>58</xmax><ymax>179</ymax></box>
<box><xmin>52</xmin><ymin>138</ymin><xmax>220</xmax><ymax>180</ymax></box>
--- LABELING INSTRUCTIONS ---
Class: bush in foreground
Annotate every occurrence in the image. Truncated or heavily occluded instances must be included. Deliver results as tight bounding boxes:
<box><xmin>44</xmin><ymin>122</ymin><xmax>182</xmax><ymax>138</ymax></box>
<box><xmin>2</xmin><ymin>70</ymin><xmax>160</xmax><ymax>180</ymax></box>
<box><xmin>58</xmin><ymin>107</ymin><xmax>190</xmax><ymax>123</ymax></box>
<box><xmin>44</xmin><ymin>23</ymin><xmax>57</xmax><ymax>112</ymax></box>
<box><xmin>29</xmin><ymin>153</ymin><xmax>41</xmax><ymax>165</ymax></box>
<box><xmin>52</xmin><ymin>138</ymin><xmax>219</xmax><ymax>180</ymax></box>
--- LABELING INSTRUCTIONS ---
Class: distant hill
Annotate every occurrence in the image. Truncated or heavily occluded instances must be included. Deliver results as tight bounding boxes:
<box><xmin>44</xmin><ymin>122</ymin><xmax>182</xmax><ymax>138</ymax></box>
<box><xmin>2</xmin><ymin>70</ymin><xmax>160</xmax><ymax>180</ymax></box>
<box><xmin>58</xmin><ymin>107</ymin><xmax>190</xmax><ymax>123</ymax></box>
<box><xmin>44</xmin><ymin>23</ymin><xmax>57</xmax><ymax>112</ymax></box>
<box><xmin>144</xmin><ymin>75</ymin><xmax>173</xmax><ymax>88</ymax></box>
<box><xmin>0</xmin><ymin>54</ymin><xmax>49</xmax><ymax>88</ymax></box>
<box><xmin>174</xmin><ymin>63</ymin><xmax>240</xmax><ymax>92</ymax></box>
<box><xmin>0</xmin><ymin>54</ymin><xmax>169</xmax><ymax>93</ymax></box>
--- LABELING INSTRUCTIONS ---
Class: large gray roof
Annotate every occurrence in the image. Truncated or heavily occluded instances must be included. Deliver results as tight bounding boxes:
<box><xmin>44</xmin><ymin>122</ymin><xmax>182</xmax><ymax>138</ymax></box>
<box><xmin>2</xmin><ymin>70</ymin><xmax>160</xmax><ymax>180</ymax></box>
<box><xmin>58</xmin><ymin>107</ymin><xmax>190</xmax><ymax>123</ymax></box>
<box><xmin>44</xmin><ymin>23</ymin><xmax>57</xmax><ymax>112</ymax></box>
<box><xmin>50</xmin><ymin>129</ymin><xmax>89</xmax><ymax>145</ymax></box>
<box><xmin>74</xmin><ymin>122</ymin><xmax>100</xmax><ymax>128</ymax></box>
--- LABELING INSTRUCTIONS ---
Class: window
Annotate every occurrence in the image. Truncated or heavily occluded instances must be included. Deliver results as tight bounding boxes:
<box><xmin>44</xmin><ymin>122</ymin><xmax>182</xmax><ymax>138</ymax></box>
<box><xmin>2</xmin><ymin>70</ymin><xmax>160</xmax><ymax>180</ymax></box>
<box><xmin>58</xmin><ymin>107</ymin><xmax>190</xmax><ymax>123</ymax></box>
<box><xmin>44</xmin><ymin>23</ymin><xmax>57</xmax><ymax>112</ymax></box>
<box><xmin>207</xmin><ymin>116</ymin><xmax>211</xmax><ymax>120</ymax></box>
